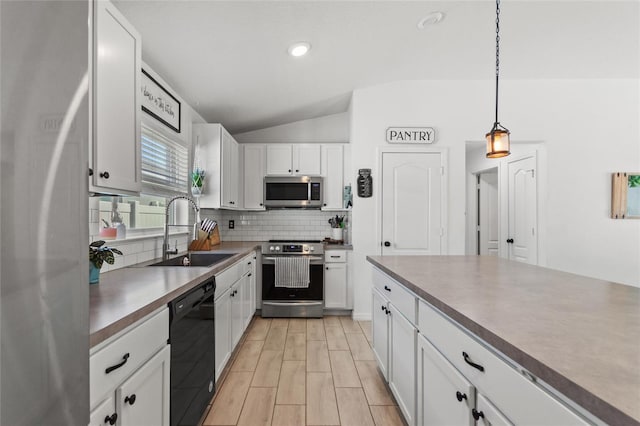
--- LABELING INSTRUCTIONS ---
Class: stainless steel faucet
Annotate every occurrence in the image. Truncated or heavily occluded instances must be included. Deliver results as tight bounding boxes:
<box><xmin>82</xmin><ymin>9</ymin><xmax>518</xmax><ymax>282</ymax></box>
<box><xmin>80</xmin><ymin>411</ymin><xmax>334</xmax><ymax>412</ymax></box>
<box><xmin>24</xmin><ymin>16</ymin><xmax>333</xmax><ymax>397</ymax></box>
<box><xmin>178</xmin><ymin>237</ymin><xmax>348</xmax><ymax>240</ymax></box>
<box><xmin>163</xmin><ymin>195</ymin><xmax>200</xmax><ymax>260</ymax></box>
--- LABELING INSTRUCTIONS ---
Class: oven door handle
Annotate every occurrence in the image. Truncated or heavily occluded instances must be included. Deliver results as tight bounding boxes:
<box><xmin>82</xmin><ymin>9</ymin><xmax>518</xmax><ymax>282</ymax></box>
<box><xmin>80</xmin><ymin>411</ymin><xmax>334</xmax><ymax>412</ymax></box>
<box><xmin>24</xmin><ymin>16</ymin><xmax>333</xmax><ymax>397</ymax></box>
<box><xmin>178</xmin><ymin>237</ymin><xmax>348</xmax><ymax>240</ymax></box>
<box><xmin>263</xmin><ymin>256</ymin><xmax>324</xmax><ymax>262</ymax></box>
<box><xmin>263</xmin><ymin>301</ymin><xmax>323</xmax><ymax>307</ymax></box>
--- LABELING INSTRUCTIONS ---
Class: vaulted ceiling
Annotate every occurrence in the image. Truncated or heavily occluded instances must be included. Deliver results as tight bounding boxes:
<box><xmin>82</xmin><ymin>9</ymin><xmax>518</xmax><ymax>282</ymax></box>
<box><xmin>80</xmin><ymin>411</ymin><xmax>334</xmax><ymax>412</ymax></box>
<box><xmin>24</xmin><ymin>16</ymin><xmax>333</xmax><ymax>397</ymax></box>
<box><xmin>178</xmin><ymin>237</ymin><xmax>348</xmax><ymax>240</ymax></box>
<box><xmin>114</xmin><ymin>1</ymin><xmax>639</xmax><ymax>134</ymax></box>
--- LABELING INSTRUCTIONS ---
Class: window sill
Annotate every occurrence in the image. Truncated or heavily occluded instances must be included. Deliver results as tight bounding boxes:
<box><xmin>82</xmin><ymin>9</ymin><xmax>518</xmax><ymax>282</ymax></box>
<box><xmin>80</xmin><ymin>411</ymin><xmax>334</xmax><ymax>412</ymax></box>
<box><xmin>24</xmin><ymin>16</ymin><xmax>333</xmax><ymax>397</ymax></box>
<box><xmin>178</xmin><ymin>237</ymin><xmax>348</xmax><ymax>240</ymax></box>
<box><xmin>96</xmin><ymin>230</ymin><xmax>189</xmax><ymax>244</ymax></box>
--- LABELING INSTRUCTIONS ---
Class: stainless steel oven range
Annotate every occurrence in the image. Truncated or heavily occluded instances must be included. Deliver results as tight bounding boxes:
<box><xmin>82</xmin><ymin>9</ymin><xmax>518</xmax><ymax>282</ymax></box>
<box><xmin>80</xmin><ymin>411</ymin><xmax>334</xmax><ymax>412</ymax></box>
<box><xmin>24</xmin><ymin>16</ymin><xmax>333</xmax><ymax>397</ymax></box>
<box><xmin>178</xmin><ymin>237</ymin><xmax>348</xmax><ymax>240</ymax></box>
<box><xmin>261</xmin><ymin>240</ymin><xmax>324</xmax><ymax>318</ymax></box>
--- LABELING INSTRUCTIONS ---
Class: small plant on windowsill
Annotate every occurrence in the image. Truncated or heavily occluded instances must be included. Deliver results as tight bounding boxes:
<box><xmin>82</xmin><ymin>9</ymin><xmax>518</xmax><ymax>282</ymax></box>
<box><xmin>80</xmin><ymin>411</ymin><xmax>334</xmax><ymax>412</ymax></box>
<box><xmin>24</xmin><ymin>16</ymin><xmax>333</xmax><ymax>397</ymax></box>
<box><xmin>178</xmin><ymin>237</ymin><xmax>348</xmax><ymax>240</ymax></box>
<box><xmin>89</xmin><ymin>240</ymin><xmax>123</xmax><ymax>284</ymax></box>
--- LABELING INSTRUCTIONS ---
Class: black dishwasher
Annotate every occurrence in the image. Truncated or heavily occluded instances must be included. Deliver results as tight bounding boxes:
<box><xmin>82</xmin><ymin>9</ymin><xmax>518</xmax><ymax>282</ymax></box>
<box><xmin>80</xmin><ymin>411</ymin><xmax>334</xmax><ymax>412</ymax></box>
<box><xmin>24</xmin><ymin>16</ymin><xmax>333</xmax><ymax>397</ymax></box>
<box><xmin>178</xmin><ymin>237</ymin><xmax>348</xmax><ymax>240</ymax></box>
<box><xmin>168</xmin><ymin>278</ymin><xmax>215</xmax><ymax>426</ymax></box>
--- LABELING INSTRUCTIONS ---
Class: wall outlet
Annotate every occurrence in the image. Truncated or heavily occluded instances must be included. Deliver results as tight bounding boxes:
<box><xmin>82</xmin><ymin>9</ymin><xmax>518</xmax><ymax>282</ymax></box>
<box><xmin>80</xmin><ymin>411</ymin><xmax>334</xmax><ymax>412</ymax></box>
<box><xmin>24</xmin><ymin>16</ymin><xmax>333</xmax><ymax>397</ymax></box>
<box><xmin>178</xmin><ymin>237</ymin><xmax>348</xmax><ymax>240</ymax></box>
<box><xmin>229</xmin><ymin>220</ymin><xmax>235</xmax><ymax>229</ymax></box>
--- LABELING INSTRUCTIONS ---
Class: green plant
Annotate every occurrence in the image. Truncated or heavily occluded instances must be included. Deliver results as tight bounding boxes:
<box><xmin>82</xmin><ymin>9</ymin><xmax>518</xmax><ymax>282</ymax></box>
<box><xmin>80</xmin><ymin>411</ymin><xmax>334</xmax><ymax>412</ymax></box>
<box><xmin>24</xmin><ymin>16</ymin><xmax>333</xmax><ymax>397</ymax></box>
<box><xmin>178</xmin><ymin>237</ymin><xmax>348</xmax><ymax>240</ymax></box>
<box><xmin>628</xmin><ymin>175</ymin><xmax>640</xmax><ymax>188</ymax></box>
<box><xmin>90</xmin><ymin>240</ymin><xmax>123</xmax><ymax>269</ymax></box>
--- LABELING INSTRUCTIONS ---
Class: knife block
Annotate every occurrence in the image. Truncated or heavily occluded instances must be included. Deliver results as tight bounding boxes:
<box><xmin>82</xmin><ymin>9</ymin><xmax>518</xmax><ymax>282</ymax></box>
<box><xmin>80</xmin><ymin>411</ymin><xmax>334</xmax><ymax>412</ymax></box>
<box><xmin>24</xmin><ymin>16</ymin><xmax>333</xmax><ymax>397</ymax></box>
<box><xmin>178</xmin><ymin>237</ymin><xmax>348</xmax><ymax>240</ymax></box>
<box><xmin>209</xmin><ymin>226</ymin><xmax>220</xmax><ymax>246</ymax></box>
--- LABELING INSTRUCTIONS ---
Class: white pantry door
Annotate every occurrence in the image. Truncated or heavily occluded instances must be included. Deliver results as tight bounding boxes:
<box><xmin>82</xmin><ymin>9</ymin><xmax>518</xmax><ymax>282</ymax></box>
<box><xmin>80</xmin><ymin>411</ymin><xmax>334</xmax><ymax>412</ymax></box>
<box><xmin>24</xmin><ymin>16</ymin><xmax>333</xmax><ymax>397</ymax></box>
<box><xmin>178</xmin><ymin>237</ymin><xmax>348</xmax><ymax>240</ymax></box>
<box><xmin>479</xmin><ymin>170</ymin><xmax>499</xmax><ymax>256</ymax></box>
<box><xmin>381</xmin><ymin>152</ymin><xmax>443</xmax><ymax>255</ymax></box>
<box><xmin>507</xmin><ymin>155</ymin><xmax>537</xmax><ymax>264</ymax></box>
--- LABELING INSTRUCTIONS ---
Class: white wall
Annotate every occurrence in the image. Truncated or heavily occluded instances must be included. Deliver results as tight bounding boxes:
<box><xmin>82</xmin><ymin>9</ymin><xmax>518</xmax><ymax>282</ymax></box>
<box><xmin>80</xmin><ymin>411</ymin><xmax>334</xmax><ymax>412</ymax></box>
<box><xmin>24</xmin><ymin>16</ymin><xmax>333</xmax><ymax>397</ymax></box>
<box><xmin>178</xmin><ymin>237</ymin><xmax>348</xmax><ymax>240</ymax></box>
<box><xmin>349</xmin><ymin>78</ymin><xmax>640</xmax><ymax>319</ymax></box>
<box><xmin>234</xmin><ymin>112</ymin><xmax>350</xmax><ymax>143</ymax></box>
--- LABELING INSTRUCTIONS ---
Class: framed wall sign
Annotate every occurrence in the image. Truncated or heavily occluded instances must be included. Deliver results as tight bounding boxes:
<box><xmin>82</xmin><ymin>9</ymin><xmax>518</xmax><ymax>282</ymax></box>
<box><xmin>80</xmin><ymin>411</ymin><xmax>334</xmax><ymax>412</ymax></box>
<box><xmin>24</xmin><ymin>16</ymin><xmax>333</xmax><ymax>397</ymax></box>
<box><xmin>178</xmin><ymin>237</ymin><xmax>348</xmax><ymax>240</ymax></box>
<box><xmin>386</xmin><ymin>127</ymin><xmax>435</xmax><ymax>144</ymax></box>
<box><xmin>611</xmin><ymin>172</ymin><xmax>640</xmax><ymax>219</ymax></box>
<box><xmin>141</xmin><ymin>68</ymin><xmax>181</xmax><ymax>133</ymax></box>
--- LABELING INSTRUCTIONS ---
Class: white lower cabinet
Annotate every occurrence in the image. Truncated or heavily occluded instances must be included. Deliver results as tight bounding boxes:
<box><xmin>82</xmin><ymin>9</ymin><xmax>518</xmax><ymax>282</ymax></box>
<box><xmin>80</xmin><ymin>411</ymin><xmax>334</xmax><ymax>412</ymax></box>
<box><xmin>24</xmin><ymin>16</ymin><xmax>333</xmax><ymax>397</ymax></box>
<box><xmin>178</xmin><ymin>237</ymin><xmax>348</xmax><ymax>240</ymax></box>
<box><xmin>116</xmin><ymin>345</ymin><xmax>170</xmax><ymax>426</ymax></box>
<box><xmin>371</xmin><ymin>276</ymin><xmax>418</xmax><ymax>426</ymax></box>
<box><xmin>417</xmin><ymin>334</ymin><xmax>474</xmax><ymax>426</ymax></box>
<box><xmin>214</xmin><ymin>288</ymin><xmax>232</xmax><ymax>381</ymax></box>
<box><xmin>475</xmin><ymin>393</ymin><xmax>514</xmax><ymax>426</ymax></box>
<box><xmin>389</xmin><ymin>303</ymin><xmax>417</xmax><ymax>426</ymax></box>
<box><xmin>214</xmin><ymin>252</ymin><xmax>257</xmax><ymax>380</ymax></box>
<box><xmin>372</xmin><ymin>288</ymin><xmax>389</xmax><ymax>380</ymax></box>
<box><xmin>324</xmin><ymin>250</ymin><xmax>349</xmax><ymax>309</ymax></box>
<box><xmin>89</xmin><ymin>308</ymin><xmax>169</xmax><ymax>426</ymax></box>
<box><xmin>90</xmin><ymin>395</ymin><xmax>116</xmax><ymax>426</ymax></box>
<box><xmin>230</xmin><ymin>280</ymin><xmax>244</xmax><ymax>348</ymax></box>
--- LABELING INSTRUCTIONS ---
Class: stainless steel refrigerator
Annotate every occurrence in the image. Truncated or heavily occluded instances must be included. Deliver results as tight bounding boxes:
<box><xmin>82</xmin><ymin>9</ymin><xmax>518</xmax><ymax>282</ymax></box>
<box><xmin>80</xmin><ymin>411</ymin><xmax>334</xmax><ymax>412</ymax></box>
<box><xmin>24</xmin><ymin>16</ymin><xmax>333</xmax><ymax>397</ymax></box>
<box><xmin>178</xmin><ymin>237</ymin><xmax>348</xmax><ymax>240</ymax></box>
<box><xmin>1</xmin><ymin>1</ymin><xmax>89</xmax><ymax>424</ymax></box>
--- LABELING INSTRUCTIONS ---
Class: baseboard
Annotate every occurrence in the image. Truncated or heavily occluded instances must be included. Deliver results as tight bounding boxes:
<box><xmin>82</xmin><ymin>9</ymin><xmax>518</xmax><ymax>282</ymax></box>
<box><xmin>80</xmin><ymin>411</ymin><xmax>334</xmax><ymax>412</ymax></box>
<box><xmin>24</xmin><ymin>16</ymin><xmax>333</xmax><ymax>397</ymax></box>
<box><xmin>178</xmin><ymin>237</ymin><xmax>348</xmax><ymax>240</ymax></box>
<box><xmin>352</xmin><ymin>312</ymin><xmax>372</xmax><ymax>321</ymax></box>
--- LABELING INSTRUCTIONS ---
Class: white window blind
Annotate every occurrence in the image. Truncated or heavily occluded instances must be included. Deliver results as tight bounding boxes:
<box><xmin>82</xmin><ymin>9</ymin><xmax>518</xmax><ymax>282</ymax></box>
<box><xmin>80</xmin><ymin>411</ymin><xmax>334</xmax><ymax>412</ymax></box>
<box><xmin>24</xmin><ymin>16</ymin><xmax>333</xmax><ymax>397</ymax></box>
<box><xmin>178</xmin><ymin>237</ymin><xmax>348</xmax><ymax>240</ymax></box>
<box><xmin>141</xmin><ymin>124</ymin><xmax>188</xmax><ymax>195</ymax></box>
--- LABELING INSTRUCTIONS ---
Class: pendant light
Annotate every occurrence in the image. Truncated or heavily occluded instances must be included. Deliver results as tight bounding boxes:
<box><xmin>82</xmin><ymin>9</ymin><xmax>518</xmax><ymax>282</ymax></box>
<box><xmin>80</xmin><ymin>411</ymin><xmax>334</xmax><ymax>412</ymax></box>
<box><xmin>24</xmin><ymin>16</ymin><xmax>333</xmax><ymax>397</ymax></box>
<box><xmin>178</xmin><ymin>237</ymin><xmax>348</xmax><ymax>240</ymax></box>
<box><xmin>486</xmin><ymin>0</ymin><xmax>510</xmax><ymax>158</ymax></box>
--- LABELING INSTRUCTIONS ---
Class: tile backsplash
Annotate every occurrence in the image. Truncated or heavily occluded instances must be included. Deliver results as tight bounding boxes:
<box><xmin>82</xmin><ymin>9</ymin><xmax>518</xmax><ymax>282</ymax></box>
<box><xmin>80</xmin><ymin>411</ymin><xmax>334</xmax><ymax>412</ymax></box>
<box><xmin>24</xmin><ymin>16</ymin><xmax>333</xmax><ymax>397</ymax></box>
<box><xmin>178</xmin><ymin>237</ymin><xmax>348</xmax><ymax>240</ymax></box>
<box><xmin>90</xmin><ymin>196</ymin><xmax>350</xmax><ymax>272</ymax></box>
<box><xmin>201</xmin><ymin>209</ymin><xmax>351</xmax><ymax>243</ymax></box>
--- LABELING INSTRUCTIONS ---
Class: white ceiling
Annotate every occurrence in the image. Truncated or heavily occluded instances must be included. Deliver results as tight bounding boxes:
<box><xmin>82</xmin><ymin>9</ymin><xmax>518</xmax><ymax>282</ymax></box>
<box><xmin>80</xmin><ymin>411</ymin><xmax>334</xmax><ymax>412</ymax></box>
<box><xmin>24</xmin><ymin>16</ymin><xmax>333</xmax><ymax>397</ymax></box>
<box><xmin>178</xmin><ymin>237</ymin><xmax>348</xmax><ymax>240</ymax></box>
<box><xmin>114</xmin><ymin>1</ymin><xmax>639</xmax><ymax>134</ymax></box>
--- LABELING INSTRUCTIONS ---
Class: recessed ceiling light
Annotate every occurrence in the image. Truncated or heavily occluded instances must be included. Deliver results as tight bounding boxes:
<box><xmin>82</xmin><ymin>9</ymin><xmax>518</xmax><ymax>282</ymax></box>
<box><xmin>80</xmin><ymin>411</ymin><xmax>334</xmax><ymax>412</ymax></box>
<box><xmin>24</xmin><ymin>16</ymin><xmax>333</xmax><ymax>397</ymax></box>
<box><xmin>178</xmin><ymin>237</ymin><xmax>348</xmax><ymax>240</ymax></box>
<box><xmin>288</xmin><ymin>42</ymin><xmax>311</xmax><ymax>57</ymax></box>
<box><xmin>417</xmin><ymin>12</ymin><xmax>445</xmax><ymax>29</ymax></box>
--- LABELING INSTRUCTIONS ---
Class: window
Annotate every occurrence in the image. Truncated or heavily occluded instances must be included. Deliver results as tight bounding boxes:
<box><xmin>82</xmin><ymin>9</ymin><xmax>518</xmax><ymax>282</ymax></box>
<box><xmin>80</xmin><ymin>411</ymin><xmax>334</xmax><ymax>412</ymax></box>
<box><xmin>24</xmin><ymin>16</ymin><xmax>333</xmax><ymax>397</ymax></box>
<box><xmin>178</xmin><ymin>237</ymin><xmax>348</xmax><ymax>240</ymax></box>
<box><xmin>141</xmin><ymin>123</ymin><xmax>189</xmax><ymax>195</ymax></box>
<box><xmin>99</xmin><ymin>123</ymin><xmax>189</xmax><ymax>233</ymax></box>
<box><xmin>99</xmin><ymin>194</ymin><xmax>170</xmax><ymax>230</ymax></box>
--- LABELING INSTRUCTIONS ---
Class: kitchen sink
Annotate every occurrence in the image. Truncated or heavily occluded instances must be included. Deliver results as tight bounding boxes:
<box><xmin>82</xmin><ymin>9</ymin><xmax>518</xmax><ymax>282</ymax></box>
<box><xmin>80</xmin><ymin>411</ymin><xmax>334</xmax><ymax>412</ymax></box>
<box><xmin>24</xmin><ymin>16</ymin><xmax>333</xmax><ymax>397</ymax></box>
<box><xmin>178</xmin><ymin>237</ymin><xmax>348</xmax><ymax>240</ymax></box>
<box><xmin>148</xmin><ymin>253</ymin><xmax>235</xmax><ymax>267</ymax></box>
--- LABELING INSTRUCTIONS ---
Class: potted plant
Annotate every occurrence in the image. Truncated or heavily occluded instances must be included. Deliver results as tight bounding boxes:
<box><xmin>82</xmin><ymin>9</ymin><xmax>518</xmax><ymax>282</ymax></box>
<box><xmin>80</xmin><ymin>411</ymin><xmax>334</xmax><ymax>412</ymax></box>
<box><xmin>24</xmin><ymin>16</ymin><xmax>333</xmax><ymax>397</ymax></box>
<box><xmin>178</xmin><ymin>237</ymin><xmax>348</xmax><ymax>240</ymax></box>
<box><xmin>89</xmin><ymin>240</ymin><xmax>123</xmax><ymax>284</ymax></box>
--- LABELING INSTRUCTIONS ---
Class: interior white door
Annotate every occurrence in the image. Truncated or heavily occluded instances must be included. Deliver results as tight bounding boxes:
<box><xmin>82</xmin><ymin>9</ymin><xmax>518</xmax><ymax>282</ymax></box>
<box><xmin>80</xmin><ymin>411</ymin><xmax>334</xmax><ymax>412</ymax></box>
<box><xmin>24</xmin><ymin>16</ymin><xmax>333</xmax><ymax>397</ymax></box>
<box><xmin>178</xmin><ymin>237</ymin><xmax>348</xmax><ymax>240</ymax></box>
<box><xmin>479</xmin><ymin>171</ymin><xmax>499</xmax><ymax>256</ymax></box>
<box><xmin>507</xmin><ymin>156</ymin><xmax>537</xmax><ymax>264</ymax></box>
<box><xmin>381</xmin><ymin>152</ymin><xmax>443</xmax><ymax>255</ymax></box>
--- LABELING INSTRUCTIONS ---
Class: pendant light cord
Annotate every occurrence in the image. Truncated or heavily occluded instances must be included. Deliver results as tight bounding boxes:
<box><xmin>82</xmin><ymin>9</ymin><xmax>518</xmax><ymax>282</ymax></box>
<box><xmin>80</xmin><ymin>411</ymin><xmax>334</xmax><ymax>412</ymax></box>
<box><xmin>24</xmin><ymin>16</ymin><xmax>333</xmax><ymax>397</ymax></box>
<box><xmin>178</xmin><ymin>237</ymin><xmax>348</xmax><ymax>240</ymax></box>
<box><xmin>494</xmin><ymin>0</ymin><xmax>501</xmax><ymax>125</ymax></box>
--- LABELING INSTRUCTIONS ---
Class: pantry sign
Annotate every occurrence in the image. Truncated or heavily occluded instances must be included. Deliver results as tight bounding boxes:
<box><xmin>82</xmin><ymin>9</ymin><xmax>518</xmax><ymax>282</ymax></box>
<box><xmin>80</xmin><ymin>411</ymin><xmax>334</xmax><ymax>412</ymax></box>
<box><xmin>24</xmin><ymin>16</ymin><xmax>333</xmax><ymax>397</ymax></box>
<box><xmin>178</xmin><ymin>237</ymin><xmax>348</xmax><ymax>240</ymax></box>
<box><xmin>386</xmin><ymin>127</ymin><xmax>435</xmax><ymax>144</ymax></box>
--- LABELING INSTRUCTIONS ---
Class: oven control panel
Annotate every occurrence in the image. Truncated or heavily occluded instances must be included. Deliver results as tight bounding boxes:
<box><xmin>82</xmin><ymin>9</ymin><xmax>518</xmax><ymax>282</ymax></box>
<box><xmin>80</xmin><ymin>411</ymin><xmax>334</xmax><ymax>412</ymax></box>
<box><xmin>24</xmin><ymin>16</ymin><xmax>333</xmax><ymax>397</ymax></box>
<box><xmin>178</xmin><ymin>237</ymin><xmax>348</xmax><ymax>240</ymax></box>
<box><xmin>262</xmin><ymin>242</ymin><xmax>323</xmax><ymax>255</ymax></box>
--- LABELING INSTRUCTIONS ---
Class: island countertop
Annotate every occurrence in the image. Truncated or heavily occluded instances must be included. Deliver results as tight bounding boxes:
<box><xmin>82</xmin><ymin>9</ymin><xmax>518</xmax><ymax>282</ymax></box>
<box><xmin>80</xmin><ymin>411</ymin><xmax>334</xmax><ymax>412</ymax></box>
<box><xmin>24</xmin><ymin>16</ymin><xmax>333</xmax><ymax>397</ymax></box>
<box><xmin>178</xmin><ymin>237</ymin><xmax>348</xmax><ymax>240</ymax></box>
<box><xmin>366</xmin><ymin>255</ymin><xmax>640</xmax><ymax>425</ymax></box>
<box><xmin>90</xmin><ymin>241</ymin><xmax>261</xmax><ymax>348</ymax></box>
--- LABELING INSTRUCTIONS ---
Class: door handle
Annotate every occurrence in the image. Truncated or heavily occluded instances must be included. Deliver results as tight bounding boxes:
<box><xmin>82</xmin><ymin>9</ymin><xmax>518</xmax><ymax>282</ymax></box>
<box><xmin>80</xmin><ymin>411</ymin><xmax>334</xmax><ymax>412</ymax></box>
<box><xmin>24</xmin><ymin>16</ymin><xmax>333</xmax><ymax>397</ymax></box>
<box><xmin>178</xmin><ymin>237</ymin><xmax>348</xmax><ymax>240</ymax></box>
<box><xmin>455</xmin><ymin>391</ymin><xmax>467</xmax><ymax>402</ymax></box>
<box><xmin>462</xmin><ymin>351</ymin><xmax>485</xmax><ymax>372</ymax></box>
<box><xmin>506</xmin><ymin>238</ymin><xmax>514</xmax><ymax>244</ymax></box>
<box><xmin>472</xmin><ymin>409</ymin><xmax>485</xmax><ymax>421</ymax></box>
<box><xmin>105</xmin><ymin>353</ymin><xmax>130</xmax><ymax>374</ymax></box>
<box><xmin>384</xmin><ymin>241</ymin><xmax>391</xmax><ymax>247</ymax></box>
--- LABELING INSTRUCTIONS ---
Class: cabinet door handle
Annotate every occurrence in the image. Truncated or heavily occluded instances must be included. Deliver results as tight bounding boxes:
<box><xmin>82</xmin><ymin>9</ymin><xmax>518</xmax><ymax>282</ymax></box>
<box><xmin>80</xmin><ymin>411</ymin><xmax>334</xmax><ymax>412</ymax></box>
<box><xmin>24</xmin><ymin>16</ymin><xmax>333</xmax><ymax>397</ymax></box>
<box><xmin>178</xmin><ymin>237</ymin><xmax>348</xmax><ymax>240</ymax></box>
<box><xmin>105</xmin><ymin>353</ymin><xmax>130</xmax><ymax>374</ymax></box>
<box><xmin>295</xmin><ymin>169</ymin><xmax>299</xmax><ymax>172</ymax></box>
<box><xmin>462</xmin><ymin>351</ymin><xmax>485</xmax><ymax>372</ymax></box>
<box><xmin>455</xmin><ymin>391</ymin><xmax>467</xmax><ymax>402</ymax></box>
<box><xmin>88</xmin><ymin>168</ymin><xmax>94</xmax><ymax>177</ymax></box>
<box><xmin>99</xmin><ymin>171</ymin><xmax>110</xmax><ymax>179</ymax></box>
<box><xmin>330</xmin><ymin>255</ymin><xmax>340</xmax><ymax>258</ymax></box>
<box><xmin>248</xmin><ymin>273</ymin><xmax>252</xmax><ymax>277</ymax></box>
<box><xmin>384</xmin><ymin>241</ymin><xmax>391</xmax><ymax>247</ymax></box>
<box><xmin>124</xmin><ymin>394</ymin><xmax>136</xmax><ymax>405</ymax></box>
<box><xmin>506</xmin><ymin>238</ymin><xmax>514</xmax><ymax>244</ymax></box>
<box><xmin>472</xmin><ymin>408</ymin><xmax>485</xmax><ymax>421</ymax></box>
<box><xmin>288</xmin><ymin>169</ymin><xmax>292</xmax><ymax>173</ymax></box>
<box><xmin>383</xmin><ymin>285</ymin><xmax>391</xmax><ymax>292</ymax></box>
<box><xmin>104</xmin><ymin>413</ymin><xmax>118</xmax><ymax>425</ymax></box>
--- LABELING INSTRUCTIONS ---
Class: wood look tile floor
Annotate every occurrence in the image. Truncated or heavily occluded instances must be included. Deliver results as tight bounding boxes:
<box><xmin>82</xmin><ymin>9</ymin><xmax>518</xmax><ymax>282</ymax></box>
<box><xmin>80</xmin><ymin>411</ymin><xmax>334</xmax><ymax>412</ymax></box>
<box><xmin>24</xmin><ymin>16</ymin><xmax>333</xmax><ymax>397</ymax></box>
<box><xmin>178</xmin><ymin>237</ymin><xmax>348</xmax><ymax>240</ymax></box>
<box><xmin>203</xmin><ymin>317</ymin><xmax>406</xmax><ymax>426</ymax></box>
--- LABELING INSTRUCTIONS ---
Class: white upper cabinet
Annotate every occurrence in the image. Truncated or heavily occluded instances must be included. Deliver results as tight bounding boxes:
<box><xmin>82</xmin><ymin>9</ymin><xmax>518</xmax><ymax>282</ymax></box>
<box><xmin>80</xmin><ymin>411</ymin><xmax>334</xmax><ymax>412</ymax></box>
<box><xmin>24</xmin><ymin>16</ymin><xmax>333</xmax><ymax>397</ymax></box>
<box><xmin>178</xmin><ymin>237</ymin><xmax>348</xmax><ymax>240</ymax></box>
<box><xmin>295</xmin><ymin>144</ymin><xmax>321</xmax><ymax>175</ymax></box>
<box><xmin>91</xmin><ymin>0</ymin><xmax>141</xmax><ymax>195</ymax></box>
<box><xmin>266</xmin><ymin>145</ymin><xmax>293</xmax><ymax>175</ymax></box>
<box><xmin>321</xmin><ymin>145</ymin><xmax>344</xmax><ymax>209</ymax></box>
<box><xmin>266</xmin><ymin>144</ymin><xmax>321</xmax><ymax>176</ymax></box>
<box><xmin>243</xmin><ymin>144</ymin><xmax>266</xmax><ymax>210</ymax></box>
<box><xmin>193</xmin><ymin>124</ymin><xmax>241</xmax><ymax>209</ymax></box>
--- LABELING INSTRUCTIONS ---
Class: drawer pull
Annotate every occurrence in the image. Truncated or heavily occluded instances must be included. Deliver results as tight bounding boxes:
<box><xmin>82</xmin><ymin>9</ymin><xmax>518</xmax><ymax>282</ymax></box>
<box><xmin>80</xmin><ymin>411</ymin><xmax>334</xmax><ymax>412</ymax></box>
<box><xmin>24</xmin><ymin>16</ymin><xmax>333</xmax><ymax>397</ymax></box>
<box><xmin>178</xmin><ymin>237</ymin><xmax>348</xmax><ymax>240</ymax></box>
<box><xmin>462</xmin><ymin>351</ymin><xmax>485</xmax><ymax>372</ymax></box>
<box><xmin>105</xmin><ymin>353</ymin><xmax>130</xmax><ymax>374</ymax></box>
<box><xmin>330</xmin><ymin>255</ymin><xmax>340</xmax><ymax>258</ymax></box>
<box><xmin>472</xmin><ymin>408</ymin><xmax>485</xmax><ymax>421</ymax></box>
<box><xmin>384</xmin><ymin>285</ymin><xmax>391</xmax><ymax>292</ymax></box>
<box><xmin>104</xmin><ymin>413</ymin><xmax>117</xmax><ymax>425</ymax></box>
<box><xmin>124</xmin><ymin>394</ymin><xmax>136</xmax><ymax>405</ymax></box>
<box><xmin>455</xmin><ymin>391</ymin><xmax>467</xmax><ymax>402</ymax></box>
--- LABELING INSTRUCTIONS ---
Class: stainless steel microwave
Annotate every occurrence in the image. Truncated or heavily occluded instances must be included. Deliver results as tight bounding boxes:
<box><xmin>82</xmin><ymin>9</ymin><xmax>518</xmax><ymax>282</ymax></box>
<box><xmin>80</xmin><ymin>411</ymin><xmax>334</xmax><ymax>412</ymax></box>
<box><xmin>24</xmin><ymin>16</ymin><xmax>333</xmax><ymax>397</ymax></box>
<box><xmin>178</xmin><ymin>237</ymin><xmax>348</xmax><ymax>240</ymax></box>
<box><xmin>264</xmin><ymin>176</ymin><xmax>323</xmax><ymax>208</ymax></box>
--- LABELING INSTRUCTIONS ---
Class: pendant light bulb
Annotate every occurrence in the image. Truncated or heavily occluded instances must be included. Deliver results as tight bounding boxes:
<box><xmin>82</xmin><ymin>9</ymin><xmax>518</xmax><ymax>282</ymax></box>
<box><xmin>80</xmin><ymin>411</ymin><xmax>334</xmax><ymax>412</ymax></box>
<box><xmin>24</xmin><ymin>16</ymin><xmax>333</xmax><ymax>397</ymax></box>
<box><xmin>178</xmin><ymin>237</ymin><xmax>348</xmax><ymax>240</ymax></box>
<box><xmin>486</xmin><ymin>127</ymin><xmax>510</xmax><ymax>158</ymax></box>
<box><xmin>486</xmin><ymin>0</ymin><xmax>511</xmax><ymax>159</ymax></box>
